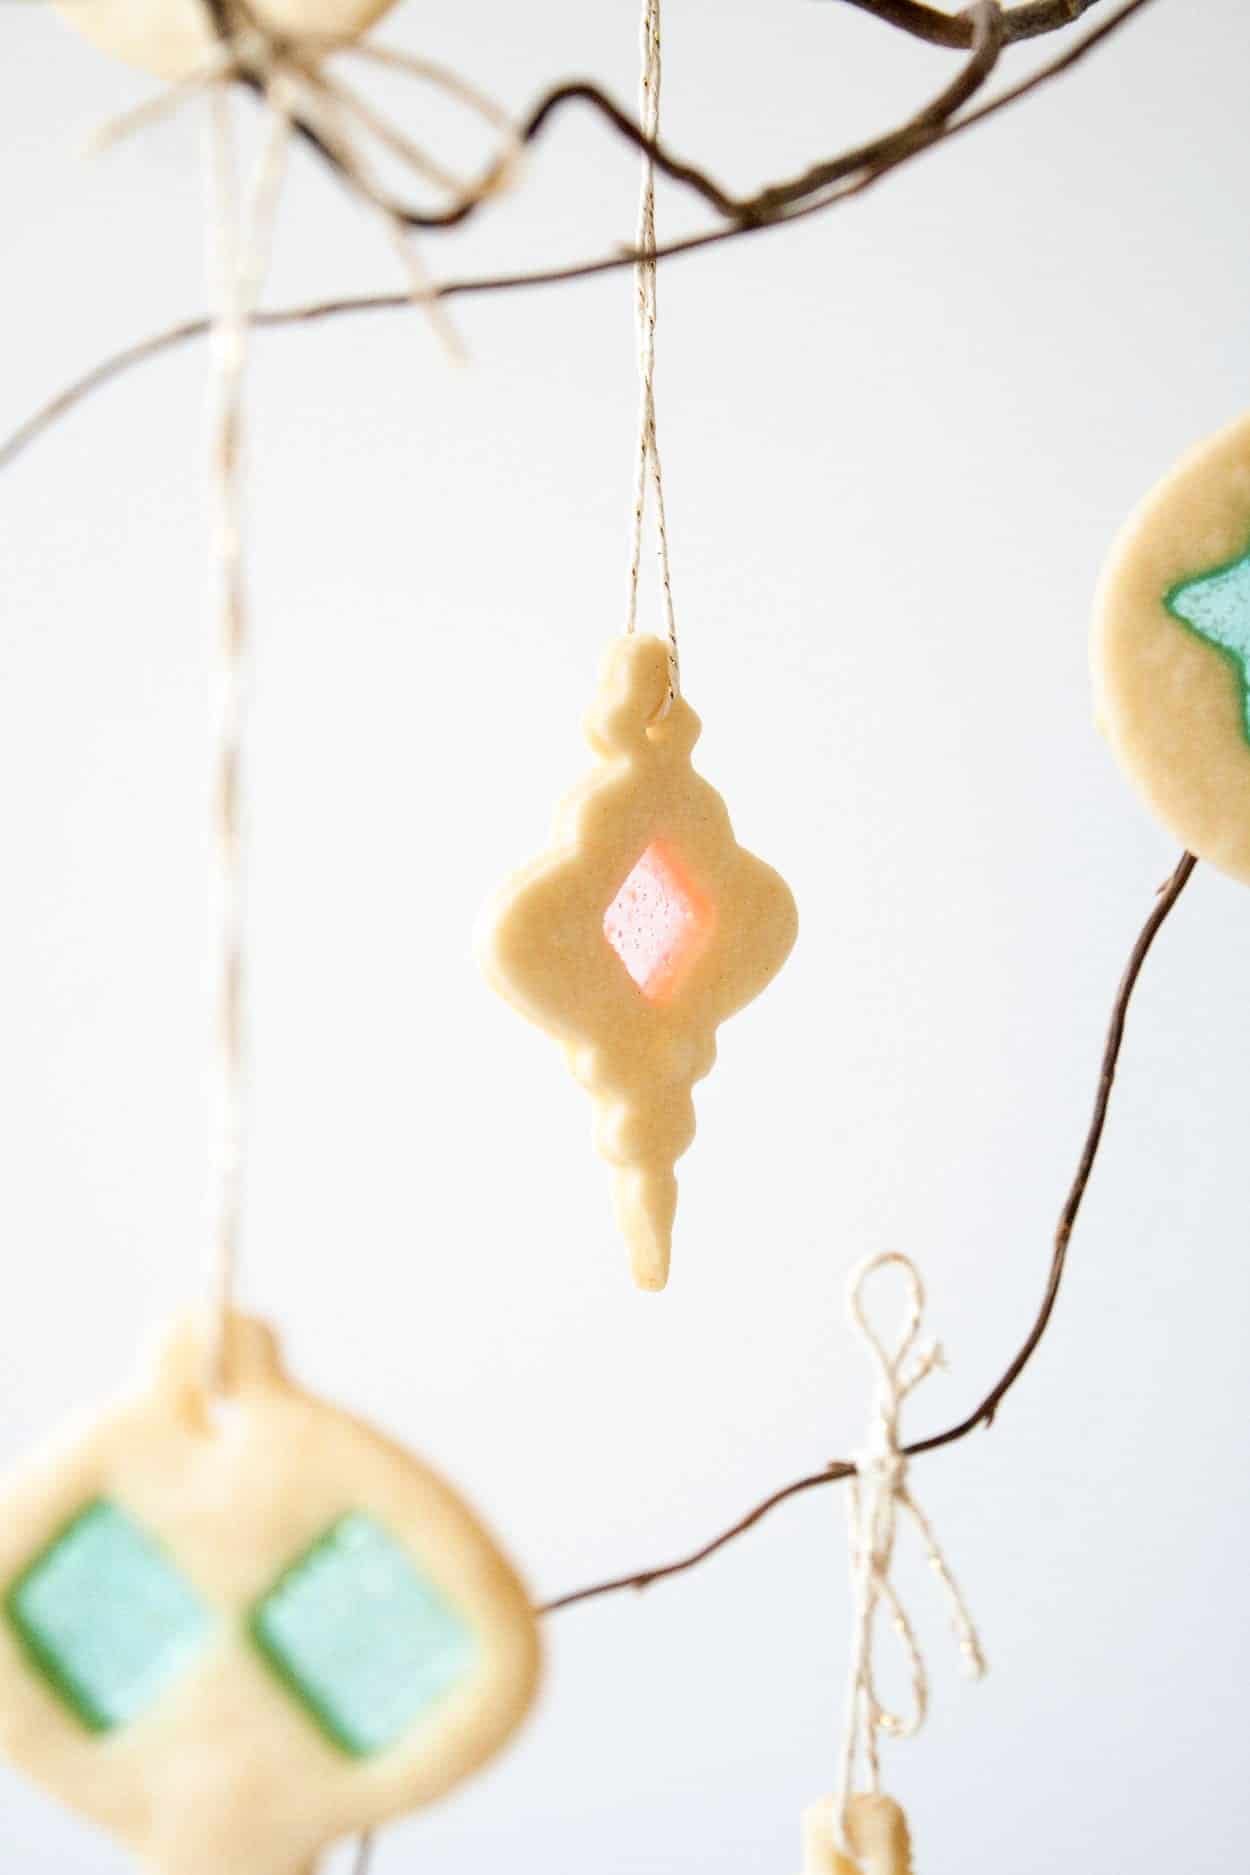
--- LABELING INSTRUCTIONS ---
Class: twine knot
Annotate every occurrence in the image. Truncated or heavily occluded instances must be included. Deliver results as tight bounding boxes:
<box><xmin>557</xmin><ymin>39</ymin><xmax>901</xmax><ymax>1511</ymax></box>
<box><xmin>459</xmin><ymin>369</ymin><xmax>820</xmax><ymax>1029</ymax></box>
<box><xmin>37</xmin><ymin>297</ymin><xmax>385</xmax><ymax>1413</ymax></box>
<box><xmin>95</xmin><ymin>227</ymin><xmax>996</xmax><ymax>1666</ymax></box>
<box><xmin>853</xmin><ymin>1441</ymin><xmax>905</xmax><ymax>1508</ymax></box>
<box><xmin>834</xmin><ymin>1252</ymin><xmax>986</xmax><ymax>1848</ymax></box>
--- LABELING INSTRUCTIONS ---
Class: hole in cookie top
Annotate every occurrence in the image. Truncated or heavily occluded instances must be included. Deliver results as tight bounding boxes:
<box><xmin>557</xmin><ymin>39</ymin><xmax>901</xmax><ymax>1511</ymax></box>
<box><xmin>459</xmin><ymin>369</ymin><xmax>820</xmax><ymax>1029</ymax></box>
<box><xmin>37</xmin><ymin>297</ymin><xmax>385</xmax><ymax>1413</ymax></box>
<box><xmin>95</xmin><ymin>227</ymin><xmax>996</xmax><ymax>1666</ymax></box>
<box><xmin>5</xmin><ymin>1500</ymin><xmax>212</xmax><ymax>1732</ymax></box>
<box><xmin>603</xmin><ymin>840</ymin><xmax>716</xmax><ymax>1004</ymax></box>
<box><xmin>250</xmin><ymin>1514</ymin><xmax>479</xmax><ymax>1758</ymax></box>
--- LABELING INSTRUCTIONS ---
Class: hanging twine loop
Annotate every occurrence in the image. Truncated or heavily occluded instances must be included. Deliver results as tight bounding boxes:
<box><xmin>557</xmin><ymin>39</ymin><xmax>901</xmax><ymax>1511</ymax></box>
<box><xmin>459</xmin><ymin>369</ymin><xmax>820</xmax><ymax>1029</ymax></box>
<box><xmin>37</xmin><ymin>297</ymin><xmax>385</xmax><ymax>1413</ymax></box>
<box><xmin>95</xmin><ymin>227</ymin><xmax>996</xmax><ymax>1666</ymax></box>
<box><xmin>202</xmin><ymin>71</ymin><xmax>294</xmax><ymax>1396</ymax></box>
<box><xmin>625</xmin><ymin>0</ymin><xmax>680</xmax><ymax>707</ymax></box>
<box><xmin>834</xmin><ymin>1252</ymin><xmax>986</xmax><ymax>1853</ymax></box>
<box><xmin>86</xmin><ymin>15</ymin><xmax>525</xmax><ymax>1402</ymax></box>
<box><xmin>86</xmin><ymin>29</ymin><xmax>293</xmax><ymax>1396</ymax></box>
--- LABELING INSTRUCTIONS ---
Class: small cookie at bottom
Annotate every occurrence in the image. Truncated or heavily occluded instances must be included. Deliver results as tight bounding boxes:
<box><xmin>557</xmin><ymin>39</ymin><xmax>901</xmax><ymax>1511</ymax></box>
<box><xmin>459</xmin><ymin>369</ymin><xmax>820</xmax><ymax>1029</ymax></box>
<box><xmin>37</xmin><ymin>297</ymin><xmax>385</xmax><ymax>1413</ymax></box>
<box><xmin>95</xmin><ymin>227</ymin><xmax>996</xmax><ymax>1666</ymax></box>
<box><xmin>799</xmin><ymin>1794</ymin><xmax>914</xmax><ymax>1875</ymax></box>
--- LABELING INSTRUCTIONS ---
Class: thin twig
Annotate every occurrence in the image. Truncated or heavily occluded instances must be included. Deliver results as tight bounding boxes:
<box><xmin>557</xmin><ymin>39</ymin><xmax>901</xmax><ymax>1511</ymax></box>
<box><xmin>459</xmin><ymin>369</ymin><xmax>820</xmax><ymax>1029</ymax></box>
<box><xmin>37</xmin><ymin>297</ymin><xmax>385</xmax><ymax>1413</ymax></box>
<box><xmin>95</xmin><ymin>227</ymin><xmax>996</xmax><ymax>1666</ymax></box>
<box><xmin>540</xmin><ymin>1464</ymin><xmax>857</xmax><ymax>1615</ymax></box>
<box><xmin>223</xmin><ymin>0</ymin><xmax>1091</xmax><ymax>233</ymax></box>
<box><xmin>906</xmin><ymin>848</ymin><xmax>1197</xmax><ymax>1456</ymax></box>
<box><xmin>0</xmin><ymin>0</ymin><xmax>1158</xmax><ymax>479</ymax></box>
<box><xmin>743</xmin><ymin>0</ymin><xmax>1003</xmax><ymax>220</ymax></box>
<box><xmin>830</xmin><ymin>0</ymin><xmax>1102</xmax><ymax>49</ymax></box>
<box><xmin>540</xmin><ymin>854</ymin><xmax>1196</xmax><ymax>1617</ymax></box>
<box><xmin>229</xmin><ymin>2</ymin><xmax>1008</xmax><ymax>232</ymax></box>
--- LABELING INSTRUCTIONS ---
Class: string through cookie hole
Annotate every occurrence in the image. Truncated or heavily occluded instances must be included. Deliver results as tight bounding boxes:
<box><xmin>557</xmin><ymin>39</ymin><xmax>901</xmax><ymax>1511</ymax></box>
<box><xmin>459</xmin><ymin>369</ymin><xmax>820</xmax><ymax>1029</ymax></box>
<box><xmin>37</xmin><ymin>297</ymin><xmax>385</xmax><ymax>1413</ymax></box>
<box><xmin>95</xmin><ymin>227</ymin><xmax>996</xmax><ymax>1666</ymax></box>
<box><xmin>625</xmin><ymin>0</ymin><xmax>680</xmax><ymax>718</ymax></box>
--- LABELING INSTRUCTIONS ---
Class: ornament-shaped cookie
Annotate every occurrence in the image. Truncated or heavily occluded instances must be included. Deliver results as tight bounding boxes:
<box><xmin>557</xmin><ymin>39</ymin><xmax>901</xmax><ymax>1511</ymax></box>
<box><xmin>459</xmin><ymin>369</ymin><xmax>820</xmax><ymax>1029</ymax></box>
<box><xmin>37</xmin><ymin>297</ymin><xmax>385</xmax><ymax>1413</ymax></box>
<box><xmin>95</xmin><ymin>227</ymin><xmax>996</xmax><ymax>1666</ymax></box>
<box><xmin>799</xmin><ymin>1795</ymin><xmax>913</xmax><ymax>1875</ymax></box>
<box><xmin>51</xmin><ymin>0</ymin><xmax>398</xmax><ymax>82</ymax></box>
<box><xmin>477</xmin><ymin>634</ymin><xmax>798</xmax><ymax>1290</ymax></box>
<box><xmin>0</xmin><ymin>1313</ymin><xmax>540</xmax><ymax>1875</ymax></box>
<box><xmin>1093</xmin><ymin>409</ymin><xmax>1250</xmax><ymax>882</ymax></box>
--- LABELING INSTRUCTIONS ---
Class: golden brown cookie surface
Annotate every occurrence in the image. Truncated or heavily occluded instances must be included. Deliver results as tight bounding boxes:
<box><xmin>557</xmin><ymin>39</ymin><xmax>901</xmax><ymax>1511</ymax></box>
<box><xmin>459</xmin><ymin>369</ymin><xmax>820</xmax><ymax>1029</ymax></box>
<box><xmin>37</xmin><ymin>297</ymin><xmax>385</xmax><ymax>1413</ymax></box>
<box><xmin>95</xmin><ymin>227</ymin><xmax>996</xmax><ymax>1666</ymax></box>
<box><xmin>800</xmin><ymin>1794</ymin><xmax>914</xmax><ymax>1875</ymax></box>
<box><xmin>477</xmin><ymin>634</ymin><xmax>798</xmax><ymax>1291</ymax></box>
<box><xmin>1093</xmin><ymin>410</ymin><xmax>1250</xmax><ymax>883</ymax></box>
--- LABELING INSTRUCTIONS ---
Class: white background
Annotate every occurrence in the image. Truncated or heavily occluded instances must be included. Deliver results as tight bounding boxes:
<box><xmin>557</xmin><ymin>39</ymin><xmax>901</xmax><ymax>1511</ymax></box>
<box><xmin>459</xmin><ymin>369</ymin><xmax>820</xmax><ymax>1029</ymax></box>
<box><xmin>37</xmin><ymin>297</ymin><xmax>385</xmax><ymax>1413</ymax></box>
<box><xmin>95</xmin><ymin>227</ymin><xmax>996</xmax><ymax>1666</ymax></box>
<box><xmin>2</xmin><ymin>1</ymin><xmax>1249</xmax><ymax>1869</ymax></box>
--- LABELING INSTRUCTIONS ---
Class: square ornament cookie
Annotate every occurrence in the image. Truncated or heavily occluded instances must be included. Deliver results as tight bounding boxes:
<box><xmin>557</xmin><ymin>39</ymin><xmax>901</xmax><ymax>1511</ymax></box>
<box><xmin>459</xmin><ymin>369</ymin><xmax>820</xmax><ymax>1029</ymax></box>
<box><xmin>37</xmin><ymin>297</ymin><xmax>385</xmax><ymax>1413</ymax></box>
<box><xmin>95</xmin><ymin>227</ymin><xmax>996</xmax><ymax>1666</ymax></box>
<box><xmin>0</xmin><ymin>1313</ymin><xmax>541</xmax><ymax>1875</ymax></box>
<box><xmin>477</xmin><ymin>633</ymin><xmax>798</xmax><ymax>1291</ymax></box>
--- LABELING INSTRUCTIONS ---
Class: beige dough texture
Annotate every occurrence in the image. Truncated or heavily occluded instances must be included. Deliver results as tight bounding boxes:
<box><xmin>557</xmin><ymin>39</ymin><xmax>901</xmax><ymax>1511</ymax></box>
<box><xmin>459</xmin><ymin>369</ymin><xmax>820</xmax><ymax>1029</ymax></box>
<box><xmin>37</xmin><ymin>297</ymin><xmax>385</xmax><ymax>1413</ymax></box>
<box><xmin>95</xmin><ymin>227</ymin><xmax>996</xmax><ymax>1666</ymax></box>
<box><xmin>0</xmin><ymin>1312</ymin><xmax>541</xmax><ymax>1875</ymax></box>
<box><xmin>477</xmin><ymin>633</ymin><xmax>798</xmax><ymax>1292</ymax></box>
<box><xmin>51</xmin><ymin>0</ymin><xmax>398</xmax><ymax>82</ymax></box>
<box><xmin>800</xmin><ymin>1795</ymin><xmax>914</xmax><ymax>1875</ymax></box>
<box><xmin>1093</xmin><ymin>408</ymin><xmax>1250</xmax><ymax>883</ymax></box>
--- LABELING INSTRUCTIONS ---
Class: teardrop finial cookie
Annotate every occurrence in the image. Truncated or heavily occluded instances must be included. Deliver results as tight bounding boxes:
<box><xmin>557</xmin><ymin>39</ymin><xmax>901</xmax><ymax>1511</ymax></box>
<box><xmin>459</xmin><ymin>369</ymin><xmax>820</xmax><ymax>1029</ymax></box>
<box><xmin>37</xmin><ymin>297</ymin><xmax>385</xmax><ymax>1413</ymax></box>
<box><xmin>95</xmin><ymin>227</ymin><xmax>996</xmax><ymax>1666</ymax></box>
<box><xmin>0</xmin><ymin>1313</ymin><xmax>541</xmax><ymax>1875</ymax></box>
<box><xmin>477</xmin><ymin>634</ymin><xmax>798</xmax><ymax>1290</ymax></box>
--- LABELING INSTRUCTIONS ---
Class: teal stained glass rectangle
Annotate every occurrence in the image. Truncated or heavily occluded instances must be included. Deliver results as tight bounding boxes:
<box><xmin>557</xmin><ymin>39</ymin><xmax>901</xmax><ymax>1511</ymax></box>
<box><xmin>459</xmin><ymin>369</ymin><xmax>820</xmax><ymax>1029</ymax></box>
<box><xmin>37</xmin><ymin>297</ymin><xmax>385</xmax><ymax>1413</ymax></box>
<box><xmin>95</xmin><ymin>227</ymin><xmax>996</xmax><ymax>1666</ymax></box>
<box><xmin>251</xmin><ymin>1513</ymin><xmax>478</xmax><ymax>1757</ymax></box>
<box><xmin>5</xmin><ymin>1500</ymin><xmax>212</xmax><ymax>1732</ymax></box>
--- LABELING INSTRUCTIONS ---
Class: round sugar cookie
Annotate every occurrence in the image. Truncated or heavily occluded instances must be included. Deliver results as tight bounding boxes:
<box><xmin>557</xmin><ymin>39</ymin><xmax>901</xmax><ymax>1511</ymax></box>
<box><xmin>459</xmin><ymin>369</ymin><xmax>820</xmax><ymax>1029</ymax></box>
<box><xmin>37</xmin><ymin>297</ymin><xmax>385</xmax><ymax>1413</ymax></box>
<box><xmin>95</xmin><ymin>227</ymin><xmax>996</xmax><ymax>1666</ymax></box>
<box><xmin>51</xmin><ymin>0</ymin><xmax>399</xmax><ymax>82</ymax></box>
<box><xmin>1093</xmin><ymin>410</ymin><xmax>1250</xmax><ymax>884</ymax></box>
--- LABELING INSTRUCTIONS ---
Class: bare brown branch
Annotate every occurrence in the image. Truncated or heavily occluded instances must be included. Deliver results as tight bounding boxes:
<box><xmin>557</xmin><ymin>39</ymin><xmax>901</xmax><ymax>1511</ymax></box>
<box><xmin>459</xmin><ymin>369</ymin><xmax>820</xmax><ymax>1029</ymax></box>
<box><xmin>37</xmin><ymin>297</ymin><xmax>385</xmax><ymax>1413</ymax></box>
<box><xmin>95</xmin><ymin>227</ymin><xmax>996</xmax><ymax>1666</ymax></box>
<box><xmin>906</xmin><ymin>849</ymin><xmax>1197</xmax><ymax>1457</ymax></box>
<box><xmin>743</xmin><ymin>0</ymin><xmax>1003</xmax><ymax>220</ymax></box>
<box><xmin>539</xmin><ymin>1464</ymin><xmax>857</xmax><ymax>1615</ymax></box>
<box><xmin>539</xmin><ymin>854</ymin><xmax>1196</xmax><ymax>1617</ymax></box>
<box><xmin>0</xmin><ymin>0</ymin><xmax>1159</xmax><ymax>478</ymax></box>
<box><xmin>382</xmin><ymin>0</ymin><xmax>1007</xmax><ymax>233</ymax></box>
<box><xmin>235</xmin><ymin>5</ymin><xmax>1002</xmax><ymax>231</ymax></box>
<box><xmin>239</xmin><ymin>0</ymin><xmax>1094</xmax><ymax>233</ymax></box>
<box><xmin>831</xmin><ymin>0</ymin><xmax>1103</xmax><ymax>48</ymax></box>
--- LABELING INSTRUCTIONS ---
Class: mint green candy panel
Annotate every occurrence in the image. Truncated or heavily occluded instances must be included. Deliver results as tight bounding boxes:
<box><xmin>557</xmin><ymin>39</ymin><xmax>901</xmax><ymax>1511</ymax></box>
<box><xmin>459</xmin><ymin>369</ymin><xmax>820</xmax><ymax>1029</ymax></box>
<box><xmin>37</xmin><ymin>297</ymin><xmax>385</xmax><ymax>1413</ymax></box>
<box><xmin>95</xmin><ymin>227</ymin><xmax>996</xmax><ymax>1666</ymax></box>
<box><xmin>5</xmin><ymin>1500</ymin><xmax>212</xmax><ymax>1732</ymax></box>
<box><xmin>250</xmin><ymin>1513</ymin><xmax>479</xmax><ymax>1758</ymax></box>
<box><xmin>1166</xmin><ymin>543</ymin><xmax>1250</xmax><ymax>742</ymax></box>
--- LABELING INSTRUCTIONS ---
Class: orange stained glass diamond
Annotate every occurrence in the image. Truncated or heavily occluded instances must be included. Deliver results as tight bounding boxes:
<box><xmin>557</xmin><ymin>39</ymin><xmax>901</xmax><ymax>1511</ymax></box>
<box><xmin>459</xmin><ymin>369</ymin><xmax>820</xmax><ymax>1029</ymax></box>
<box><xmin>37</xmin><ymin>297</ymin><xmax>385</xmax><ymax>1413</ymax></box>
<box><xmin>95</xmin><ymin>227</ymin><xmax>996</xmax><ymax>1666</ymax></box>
<box><xmin>602</xmin><ymin>840</ymin><xmax>717</xmax><ymax>1005</ymax></box>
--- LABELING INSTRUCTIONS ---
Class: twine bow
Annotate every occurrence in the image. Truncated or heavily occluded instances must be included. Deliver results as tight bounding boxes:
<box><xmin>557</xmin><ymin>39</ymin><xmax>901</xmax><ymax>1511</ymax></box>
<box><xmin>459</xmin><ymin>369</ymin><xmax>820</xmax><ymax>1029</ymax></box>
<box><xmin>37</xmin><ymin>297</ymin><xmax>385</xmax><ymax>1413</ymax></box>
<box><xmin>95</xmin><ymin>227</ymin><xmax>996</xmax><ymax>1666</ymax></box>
<box><xmin>834</xmin><ymin>1253</ymin><xmax>986</xmax><ymax>1851</ymax></box>
<box><xmin>87</xmin><ymin>7</ymin><xmax>526</xmax><ymax>358</ymax></box>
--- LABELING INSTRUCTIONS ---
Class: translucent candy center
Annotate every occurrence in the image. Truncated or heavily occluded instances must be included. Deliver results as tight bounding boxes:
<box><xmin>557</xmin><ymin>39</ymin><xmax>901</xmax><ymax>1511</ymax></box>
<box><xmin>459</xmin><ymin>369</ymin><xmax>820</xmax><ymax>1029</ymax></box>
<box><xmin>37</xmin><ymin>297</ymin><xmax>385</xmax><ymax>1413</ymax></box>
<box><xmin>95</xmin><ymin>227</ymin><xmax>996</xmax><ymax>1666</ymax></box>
<box><xmin>603</xmin><ymin>840</ymin><xmax>715</xmax><ymax>1003</ymax></box>
<box><xmin>5</xmin><ymin>1500</ymin><xmax>211</xmax><ymax>1732</ymax></box>
<box><xmin>250</xmin><ymin>1513</ymin><xmax>478</xmax><ymax>1757</ymax></box>
<box><xmin>1167</xmin><ymin>544</ymin><xmax>1250</xmax><ymax>741</ymax></box>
